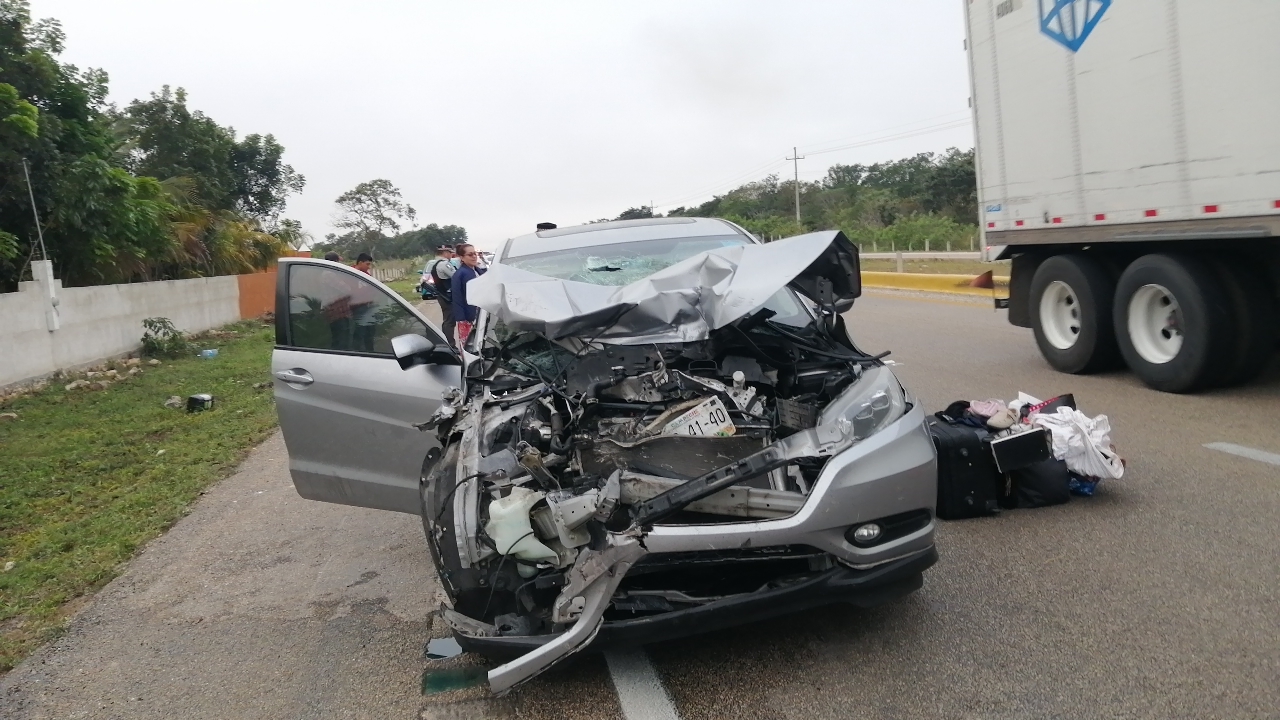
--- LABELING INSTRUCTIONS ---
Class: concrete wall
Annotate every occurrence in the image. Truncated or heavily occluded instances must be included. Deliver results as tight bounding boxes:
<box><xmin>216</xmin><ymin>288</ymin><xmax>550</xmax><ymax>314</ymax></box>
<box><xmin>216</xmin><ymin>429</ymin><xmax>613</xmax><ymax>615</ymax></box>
<box><xmin>237</xmin><ymin>268</ymin><xmax>277</xmax><ymax>320</ymax></box>
<box><xmin>1</xmin><ymin>262</ymin><xmax>242</xmax><ymax>387</ymax></box>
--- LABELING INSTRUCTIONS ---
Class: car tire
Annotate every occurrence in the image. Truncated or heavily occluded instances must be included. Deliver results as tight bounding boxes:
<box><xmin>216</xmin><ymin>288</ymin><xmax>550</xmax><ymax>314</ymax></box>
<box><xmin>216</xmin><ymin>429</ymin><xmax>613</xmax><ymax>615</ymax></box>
<box><xmin>1113</xmin><ymin>253</ymin><xmax>1235</xmax><ymax>393</ymax></box>
<box><xmin>1209</xmin><ymin>257</ymin><xmax>1278</xmax><ymax>387</ymax></box>
<box><xmin>1029</xmin><ymin>254</ymin><xmax>1119</xmax><ymax>374</ymax></box>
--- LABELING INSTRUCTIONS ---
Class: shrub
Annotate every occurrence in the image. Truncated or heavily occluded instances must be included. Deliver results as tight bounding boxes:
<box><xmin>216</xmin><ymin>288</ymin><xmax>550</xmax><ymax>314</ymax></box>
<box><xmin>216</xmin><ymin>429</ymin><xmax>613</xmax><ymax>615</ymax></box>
<box><xmin>141</xmin><ymin>317</ymin><xmax>190</xmax><ymax>358</ymax></box>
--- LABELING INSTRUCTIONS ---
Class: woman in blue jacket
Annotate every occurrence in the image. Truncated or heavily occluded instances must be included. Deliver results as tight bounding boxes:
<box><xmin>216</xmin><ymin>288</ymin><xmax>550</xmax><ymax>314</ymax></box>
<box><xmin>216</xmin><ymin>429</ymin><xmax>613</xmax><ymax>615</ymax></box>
<box><xmin>450</xmin><ymin>243</ymin><xmax>486</xmax><ymax>345</ymax></box>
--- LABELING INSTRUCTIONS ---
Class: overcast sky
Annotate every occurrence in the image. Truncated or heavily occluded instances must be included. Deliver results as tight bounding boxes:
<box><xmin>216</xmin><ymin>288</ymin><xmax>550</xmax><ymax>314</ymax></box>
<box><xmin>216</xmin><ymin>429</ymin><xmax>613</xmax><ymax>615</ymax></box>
<box><xmin>32</xmin><ymin>0</ymin><xmax>974</xmax><ymax>250</ymax></box>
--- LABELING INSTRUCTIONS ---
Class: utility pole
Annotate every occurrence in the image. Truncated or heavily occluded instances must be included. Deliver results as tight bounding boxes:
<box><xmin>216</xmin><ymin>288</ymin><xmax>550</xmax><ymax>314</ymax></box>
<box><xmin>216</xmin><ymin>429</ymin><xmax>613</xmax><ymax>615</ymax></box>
<box><xmin>786</xmin><ymin>146</ymin><xmax>805</xmax><ymax>225</ymax></box>
<box><xmin>21</xmin><ymin>158</ymin><xmax>48</xmax><ymax>261</ymax></box>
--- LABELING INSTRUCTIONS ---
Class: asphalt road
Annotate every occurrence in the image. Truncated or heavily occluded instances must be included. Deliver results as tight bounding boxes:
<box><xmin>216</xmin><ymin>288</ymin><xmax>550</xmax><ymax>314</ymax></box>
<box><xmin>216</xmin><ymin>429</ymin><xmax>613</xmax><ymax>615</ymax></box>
<box><xmin>3</xmin><ymin>290</ymin><xmax>1277</xmax><ymax>719</ymax></box>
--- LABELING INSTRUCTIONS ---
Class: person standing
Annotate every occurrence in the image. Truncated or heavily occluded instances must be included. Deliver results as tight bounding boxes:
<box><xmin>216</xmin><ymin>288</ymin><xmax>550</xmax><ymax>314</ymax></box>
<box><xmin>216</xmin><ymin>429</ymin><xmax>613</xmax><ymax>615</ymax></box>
<box><xmin>350</xmin><ymin>252</ymin><xmax>376</xmax><ymax>351</ymax></box>
<box><xmin>426</xmin><ymin>245</ymin><xmax>458</xmax><ymax>347</ymax></box>
<box><xmin>451</xmin><ymin>243</ymin><xmax>486</xmax><ymax>346</ymax></box>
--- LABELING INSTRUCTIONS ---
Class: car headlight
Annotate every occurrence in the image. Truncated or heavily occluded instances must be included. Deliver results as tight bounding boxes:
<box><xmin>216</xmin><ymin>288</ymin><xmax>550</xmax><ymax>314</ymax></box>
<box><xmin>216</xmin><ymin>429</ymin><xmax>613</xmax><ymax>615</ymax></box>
<box><xmin>818</xmin><ymin>365</ymin><xmax>908</xmax><ymax>443</ymax></box>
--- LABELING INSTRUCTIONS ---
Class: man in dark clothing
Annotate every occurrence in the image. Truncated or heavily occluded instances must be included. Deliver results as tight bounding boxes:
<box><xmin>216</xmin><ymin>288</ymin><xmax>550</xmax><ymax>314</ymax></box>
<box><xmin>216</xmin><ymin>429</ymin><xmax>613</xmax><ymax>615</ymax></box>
<box><xmin>451</xmin><ymin>243</ymin><xmax>486</xmax><ymax>346</ymax></box>
<box><xmin>351</xmin><ymin>252</ymin><xmax>376</xmax><ymax>351</ymax></box>
<box><xmin>425</xmin><ymin>245</ymin><xmax>458</xmax><ymax>347</ymax></box>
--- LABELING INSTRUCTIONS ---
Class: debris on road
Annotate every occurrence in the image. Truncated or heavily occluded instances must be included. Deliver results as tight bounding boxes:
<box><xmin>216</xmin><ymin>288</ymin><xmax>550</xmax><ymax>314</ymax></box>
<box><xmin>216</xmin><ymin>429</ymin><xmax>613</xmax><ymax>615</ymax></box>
<box><xmin>186</xmin><ymin>394</ymin><xmax>215</xmax><ymax>412</ymax></box>
<box><xmin>931</xmin><ymin>392</ymin><xmax>1123</xmax><ymax>518</ymax></box>
<box><xmin>424</xmin><ymin>637</ymin><xmax>464</xmax><ymax>660</ymax></box>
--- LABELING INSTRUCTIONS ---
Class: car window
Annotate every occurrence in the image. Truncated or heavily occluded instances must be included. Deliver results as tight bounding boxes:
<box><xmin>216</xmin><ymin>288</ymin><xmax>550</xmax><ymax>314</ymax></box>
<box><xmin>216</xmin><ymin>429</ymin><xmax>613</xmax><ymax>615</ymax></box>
<box><xmin>286</xmin><ymin>264</ymin><xmax>428</xmax><ymax>354</ymax></box>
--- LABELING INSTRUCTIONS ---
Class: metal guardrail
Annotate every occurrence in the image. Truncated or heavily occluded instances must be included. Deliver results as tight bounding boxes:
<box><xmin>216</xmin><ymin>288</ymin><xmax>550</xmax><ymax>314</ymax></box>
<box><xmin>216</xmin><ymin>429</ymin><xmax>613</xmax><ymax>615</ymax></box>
<box><xmin>372</xmin><ymin>267</ymin><xmax>408</xmax><ymax>283</ymax></box>
<box><xmin>859</xmin><ymin>251</ymin><xmax>982</xmax><ymax>260</ymax></box>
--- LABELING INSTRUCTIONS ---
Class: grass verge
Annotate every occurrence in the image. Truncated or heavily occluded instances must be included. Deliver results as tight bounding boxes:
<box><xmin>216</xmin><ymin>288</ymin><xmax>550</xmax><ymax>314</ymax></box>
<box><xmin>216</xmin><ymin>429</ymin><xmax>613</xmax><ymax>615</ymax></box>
<box><xmin>385</xmin><ymin>277</ymin><xmax>423</xmax><ymax>304</ymax></box>
<box><xmin>0</xmin><ymin>319</ymin><xmax>278</xmax><ymax>672</ymax></box>
<box><xmin>860</xmin><ymin>258</ymin><xmax>1010</xmax><ymax>276</ymax></box>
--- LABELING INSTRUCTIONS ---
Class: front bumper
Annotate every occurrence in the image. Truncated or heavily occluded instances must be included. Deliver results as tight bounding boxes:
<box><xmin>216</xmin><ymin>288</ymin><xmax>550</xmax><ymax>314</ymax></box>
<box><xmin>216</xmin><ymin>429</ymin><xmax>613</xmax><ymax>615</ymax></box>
<box><xmin>638</xmin><ymin>402</ymin><xmax>938</xmax><ymax>569</ymax></box>
<box><xmin>453</xmin><ymin>545</ymin><xmax>937</xmax><ymax>659</ymax></box>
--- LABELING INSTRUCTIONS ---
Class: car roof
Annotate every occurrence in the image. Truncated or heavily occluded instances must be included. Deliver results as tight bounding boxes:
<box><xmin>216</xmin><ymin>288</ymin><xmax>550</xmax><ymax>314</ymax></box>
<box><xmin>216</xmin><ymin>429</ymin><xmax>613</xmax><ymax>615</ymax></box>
<box><xmin>500</xmin><ymin>217</ymin><xmax>749</xmax><ymax>260</ymax></box>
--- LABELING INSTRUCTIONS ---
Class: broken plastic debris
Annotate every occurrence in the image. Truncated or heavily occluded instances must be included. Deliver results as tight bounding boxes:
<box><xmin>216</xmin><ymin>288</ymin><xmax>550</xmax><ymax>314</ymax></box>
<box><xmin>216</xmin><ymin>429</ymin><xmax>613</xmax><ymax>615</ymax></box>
<box><xmin>425</xmin><ymin>636</ymin><xmax>463</xmax><ymax>660</ymax></box>
<box><xmin>421</xmin><ymin>666</ymin><xmax>487</xmax><ymax>695</ymax></box>
<box><xmin>186</xmin><ymin>394</ymin><xmax>214</xmax><ymax>412</ymax></box>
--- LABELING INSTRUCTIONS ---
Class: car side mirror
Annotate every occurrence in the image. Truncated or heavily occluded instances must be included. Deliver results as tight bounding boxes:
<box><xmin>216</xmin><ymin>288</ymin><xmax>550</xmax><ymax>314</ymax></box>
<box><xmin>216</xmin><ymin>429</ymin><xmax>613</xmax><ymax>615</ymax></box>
<box><xmin>391</xmin><ymin>334</ymin><xmax>460</xmax><ymax>369</ymax></box>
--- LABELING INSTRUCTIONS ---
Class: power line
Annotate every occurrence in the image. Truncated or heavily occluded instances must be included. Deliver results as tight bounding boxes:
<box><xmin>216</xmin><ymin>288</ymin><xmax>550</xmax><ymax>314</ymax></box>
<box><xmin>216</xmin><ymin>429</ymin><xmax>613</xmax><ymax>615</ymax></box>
<box><xmin>797</xmin><ymin>111</ymin><xmax>971</xmax><ymax>155</ymax></box>
<box><xmin>803</xmin><ymin>119</ymin><xmax>971</xmax><ymax>157</ymax></box>
<box><xmin>652</xmin><ymin>112</ymin><xmax>972</xmax><ymax>211</ymax></box>
<box><xmin>653</xmin><ymin>157</ymin><xmax>788</xmax><ymax>209</ymax></box>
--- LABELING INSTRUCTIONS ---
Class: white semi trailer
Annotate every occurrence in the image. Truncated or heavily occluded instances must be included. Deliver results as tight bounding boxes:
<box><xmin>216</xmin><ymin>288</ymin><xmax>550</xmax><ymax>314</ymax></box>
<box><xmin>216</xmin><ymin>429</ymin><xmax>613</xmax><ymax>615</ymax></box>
<box><xmin>964</xmin><ymin>0</ymin><xmax>1279</xmax><ymax>392</ymax></box>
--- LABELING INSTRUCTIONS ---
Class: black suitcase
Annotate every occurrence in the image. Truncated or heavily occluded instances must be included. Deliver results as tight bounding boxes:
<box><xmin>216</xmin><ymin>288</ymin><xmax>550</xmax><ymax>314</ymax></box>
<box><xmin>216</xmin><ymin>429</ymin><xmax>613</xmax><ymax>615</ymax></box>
<box><xmin>927</xmin><ymin>416</ymin><xmax>1005</xmax><ymax>519</ymax></box>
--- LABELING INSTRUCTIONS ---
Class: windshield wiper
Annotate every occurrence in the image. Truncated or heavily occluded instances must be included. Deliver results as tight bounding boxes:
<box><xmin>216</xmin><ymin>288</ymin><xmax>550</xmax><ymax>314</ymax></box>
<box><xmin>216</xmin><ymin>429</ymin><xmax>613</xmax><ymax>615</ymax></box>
<box><xmin>587</xmin><ymin>265</ymin><xmax>622</xmax><ymax>272</ymax></box>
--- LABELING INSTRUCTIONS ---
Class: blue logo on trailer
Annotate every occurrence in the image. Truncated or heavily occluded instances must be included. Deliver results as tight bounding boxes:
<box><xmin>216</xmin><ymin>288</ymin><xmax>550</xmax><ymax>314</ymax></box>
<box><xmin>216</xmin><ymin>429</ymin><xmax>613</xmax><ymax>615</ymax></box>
<box><xmin>1039</xmin><ymin>0</ymin><xmax>1111</xmax><ymax>52</ymax></box>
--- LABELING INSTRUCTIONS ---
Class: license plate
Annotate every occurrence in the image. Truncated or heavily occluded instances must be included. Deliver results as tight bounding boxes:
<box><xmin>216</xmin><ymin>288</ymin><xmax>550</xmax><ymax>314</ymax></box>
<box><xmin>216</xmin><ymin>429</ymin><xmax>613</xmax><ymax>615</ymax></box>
<box><xmin>663</xmin><ymin>396</ymin><xmax>736</xmax><ymax>437</ymax></box>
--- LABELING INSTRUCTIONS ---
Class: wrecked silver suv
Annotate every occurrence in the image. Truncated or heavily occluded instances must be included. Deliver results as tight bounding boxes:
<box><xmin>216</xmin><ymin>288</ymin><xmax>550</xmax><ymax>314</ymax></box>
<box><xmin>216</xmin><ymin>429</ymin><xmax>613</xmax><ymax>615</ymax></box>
<box><xmin>272</xmin><ymin>217</ymin><xmax>937</xmax><ymax>694</ymax></box>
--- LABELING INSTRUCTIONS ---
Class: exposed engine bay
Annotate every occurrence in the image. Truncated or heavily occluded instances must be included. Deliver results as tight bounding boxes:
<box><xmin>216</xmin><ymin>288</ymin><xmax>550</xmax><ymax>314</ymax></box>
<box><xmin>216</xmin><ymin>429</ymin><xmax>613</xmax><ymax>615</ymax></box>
<box><xmin>414</xmin><ymin>230</ymin><xmax>924</xmax><ymax>692</ymax></box>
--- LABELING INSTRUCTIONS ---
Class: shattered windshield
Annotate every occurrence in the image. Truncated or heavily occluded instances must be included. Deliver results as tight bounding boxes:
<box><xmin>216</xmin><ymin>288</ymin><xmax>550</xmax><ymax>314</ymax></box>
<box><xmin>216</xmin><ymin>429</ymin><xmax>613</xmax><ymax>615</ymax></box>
<box><xmin>501</xmin><ymin>234</ymin><xmax>811</xmax><ymax>326</ymax></box>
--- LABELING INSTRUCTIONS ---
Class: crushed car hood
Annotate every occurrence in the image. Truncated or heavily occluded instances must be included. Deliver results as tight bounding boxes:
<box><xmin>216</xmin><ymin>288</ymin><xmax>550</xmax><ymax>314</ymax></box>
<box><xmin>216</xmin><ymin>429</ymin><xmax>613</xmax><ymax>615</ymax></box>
<box><xmin>467</xmin><ymin>230</ymin><xmax>860</xmax><ymax>343</ymax></box>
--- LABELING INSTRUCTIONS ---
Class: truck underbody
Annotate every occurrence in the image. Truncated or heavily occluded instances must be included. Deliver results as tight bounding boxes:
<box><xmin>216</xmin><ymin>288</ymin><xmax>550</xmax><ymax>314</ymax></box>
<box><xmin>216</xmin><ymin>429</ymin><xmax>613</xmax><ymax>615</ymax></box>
<box><xmin>997</xmin><ymin>231</ymin><xmax>1280</xmax><ymax>393</ymax></box>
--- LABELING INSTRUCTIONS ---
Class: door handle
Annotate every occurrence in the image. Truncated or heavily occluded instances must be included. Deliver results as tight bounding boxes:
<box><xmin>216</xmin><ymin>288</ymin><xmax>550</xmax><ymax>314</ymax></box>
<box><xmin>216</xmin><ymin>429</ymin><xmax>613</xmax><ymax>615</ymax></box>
<box><xmin>275</xmin><ymin>369</ymin><xmax>313</xmax><ymax>385</ymax></box>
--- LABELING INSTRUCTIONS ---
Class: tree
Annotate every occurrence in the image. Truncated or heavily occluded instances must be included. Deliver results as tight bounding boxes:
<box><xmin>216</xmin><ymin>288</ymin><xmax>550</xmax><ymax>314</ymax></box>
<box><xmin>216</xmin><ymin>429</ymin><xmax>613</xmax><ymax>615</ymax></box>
<box><xmin>614</xmin><ymin>206</ymin><xmax>654</xmax><ymax>221</ymax></box>
<box><xmin>658</xmin><ymin>148</ymin><xmax>978</xmax><ymax>246</ymax></box>
<box><xmin>274</xmin><ymin>218</ymin><xmax>311</xmax><ymax>251</ymax></box>
<box><xmin>0</xmin><ymin>1</ymin><xmax>302</xmax><ymax>289</ymax></box>
<box><xmin>116</xmin><ymin>86</ymin><xmax>239</xmax><ymax>212</ymax></box>
<box><xmin>315</xmin><ymin>223</ymin><xmax>467</xmax><ymax>261</ymax></box>
<box><xmin>0</xmin><ymin>80</ymin><xmax>38</xmax><ymax>261</ymax></box>
<box><xmin>231</xmin><ymin>133</ymin><xmax>305</xmax><ymax>222</ymax></box>
<box><xmin>331</xmin><ymin>179</ymin><xmax>417</xmax><ymax>256</ymax></box>
<box><xmin>0</xmin><ymin>0</ymin><xmax>177</xmax><ymax>288</ymax></box>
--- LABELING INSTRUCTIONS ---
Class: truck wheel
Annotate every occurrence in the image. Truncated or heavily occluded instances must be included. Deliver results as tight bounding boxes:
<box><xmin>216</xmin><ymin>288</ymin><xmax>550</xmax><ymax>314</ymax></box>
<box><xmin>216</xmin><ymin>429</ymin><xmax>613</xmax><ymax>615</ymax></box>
<box><xmin>1210</xmin><ymin>258</ymin><xmax>1278</xmax><ymax>387</ymax></box>
<box><xmin>1113</xmin><ymin>254</ymin><xmax>1234</xmax><ymax>393</ymax></box>
<box><xmin>1029</xmin><ymin>254</ymin><xmax>1119</xmax><ymax>373</ymax></box>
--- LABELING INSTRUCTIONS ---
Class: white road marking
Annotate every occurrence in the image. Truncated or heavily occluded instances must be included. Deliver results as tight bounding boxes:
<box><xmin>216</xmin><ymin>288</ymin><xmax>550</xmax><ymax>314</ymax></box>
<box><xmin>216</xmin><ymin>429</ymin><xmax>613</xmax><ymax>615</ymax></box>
<box><xmin>1204</xmin><ymin>442</ymin><xmax>1280</xmax><ymax>467</ymax></box>
<box><xmin>605</xmin><ymin>648</ymin><xmax>682</xmax><ymax>720</ymax></box>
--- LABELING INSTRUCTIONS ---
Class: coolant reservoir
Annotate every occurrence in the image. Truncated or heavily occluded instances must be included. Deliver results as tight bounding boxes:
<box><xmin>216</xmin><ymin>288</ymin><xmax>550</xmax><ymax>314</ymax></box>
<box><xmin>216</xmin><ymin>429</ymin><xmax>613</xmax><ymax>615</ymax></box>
<box><xmin>484</xmin><ymin>487</ymin><xmax>559</xmax><ymax>562</ymax></box>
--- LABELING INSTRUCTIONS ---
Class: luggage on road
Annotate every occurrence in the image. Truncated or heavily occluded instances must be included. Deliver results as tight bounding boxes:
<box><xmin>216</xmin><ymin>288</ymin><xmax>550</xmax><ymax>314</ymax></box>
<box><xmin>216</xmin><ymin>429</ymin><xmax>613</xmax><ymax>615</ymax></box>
<box><xmin>930</xmin><ymin>391</ymin><xmax>1123</xmax><ymax>520</ymax></box>
<box><xmin>1010</xmin><ymin>458</ymin><xmax>1072</xmax><ymax>508</ymax></box>
<box><xmin>928</xmin><ymin>416</ymin><xmax>1006</xmax><ymax>520</ymax></box>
